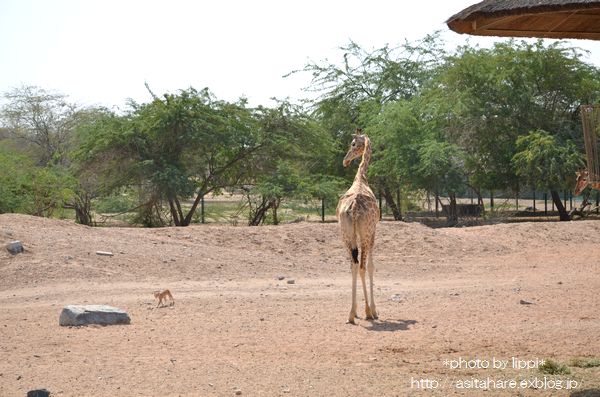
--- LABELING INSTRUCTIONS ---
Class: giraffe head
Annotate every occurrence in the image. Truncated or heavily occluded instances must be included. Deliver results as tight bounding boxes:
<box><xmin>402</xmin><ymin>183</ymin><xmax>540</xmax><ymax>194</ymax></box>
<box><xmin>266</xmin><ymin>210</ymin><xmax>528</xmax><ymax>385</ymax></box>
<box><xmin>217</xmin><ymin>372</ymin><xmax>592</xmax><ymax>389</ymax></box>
<box><xmin>343</xmin><ymin>129</ymin><xmax>369</xmax><ymax>167</ymax></box>
<box><xmin>574</xmin><ymin>168</ymin><xmax>590</xmax><ymax>196</ymax></box>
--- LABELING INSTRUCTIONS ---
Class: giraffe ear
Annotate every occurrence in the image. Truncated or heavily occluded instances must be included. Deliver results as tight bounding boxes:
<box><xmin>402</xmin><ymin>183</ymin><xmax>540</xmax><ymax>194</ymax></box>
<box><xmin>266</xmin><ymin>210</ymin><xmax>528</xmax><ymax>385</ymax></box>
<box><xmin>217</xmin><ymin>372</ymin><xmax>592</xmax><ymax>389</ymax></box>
<box><xmin>355</xmin><ymin>128</ymin><xmax>363</xmax><ymax>134</ymax></box>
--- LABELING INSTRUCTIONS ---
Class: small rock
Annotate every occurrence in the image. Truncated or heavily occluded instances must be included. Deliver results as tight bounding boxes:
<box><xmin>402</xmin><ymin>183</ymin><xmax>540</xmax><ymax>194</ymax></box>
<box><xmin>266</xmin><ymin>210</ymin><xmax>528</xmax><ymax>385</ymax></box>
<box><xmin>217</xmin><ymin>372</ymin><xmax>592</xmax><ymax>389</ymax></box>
<box><xmin>286</xmin><ymin>279</ymin><xmax>295</xmax><ymax>285</ymax></box>
<box><xmin>557</xmin><ymin>281</ymin><xmax>563</xmax><ymax>285</ymax></box>
<box><xmin>27</xmin><ymin>390</ymin><xmax>50</xmax><ymax>397</ymax></box>
<box><xmin>519</xmin><ymin>299</ymin><xmax>533</xmax><ymax>305</ymax></box>
<box><xmin>6</xmin><ymin>241</ymin><xmax>23</xmax><ymax>254</ymax></box>
<box><xmin>277</xmin><ymin>275</ymin><xmax>285</xmax><ymax>280</ymax></box>
<box><xmin>390</xmin><ymin>294</ymin><xmax>403</xmax><ymax>303</ymax></box>
<box><xmin>234</xmin><ymin>389</ymin><xmax>242</xmax><ymax>395</ymax></box>
<box><xmin>95</xmin><ymin>251</ymin><xmax>113</xmax><ymax>257</ymax></box>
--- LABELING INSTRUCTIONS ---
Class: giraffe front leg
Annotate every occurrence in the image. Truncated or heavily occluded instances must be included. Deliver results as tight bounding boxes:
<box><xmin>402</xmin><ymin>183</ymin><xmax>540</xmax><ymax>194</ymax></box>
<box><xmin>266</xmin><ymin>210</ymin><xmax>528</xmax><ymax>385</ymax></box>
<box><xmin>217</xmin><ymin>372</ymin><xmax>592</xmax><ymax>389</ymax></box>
<box><xmin>347</xmin><ymin>261</ymin><xmax>359</xmax><ymax>324</ymax></box>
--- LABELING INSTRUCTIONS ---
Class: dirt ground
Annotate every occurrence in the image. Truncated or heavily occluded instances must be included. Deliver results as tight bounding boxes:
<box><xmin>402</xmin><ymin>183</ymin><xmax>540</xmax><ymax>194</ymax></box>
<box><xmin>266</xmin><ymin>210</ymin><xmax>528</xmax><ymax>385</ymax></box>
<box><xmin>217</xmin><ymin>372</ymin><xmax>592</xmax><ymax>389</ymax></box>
<box><xmin>1</xmin><ymin>213</ymin><xmax>599</xmax><ymax>396</ymax></box>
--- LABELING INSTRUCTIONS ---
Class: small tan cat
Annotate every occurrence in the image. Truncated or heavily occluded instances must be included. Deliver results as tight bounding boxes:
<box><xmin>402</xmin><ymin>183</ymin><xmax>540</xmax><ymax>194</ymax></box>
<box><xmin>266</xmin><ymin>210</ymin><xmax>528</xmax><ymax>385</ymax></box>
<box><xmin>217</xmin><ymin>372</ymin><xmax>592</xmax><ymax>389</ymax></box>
<box><xmin>154</xmin><ymin>289</ymin><xmax>175</xmax><ymax>307</ymax></box>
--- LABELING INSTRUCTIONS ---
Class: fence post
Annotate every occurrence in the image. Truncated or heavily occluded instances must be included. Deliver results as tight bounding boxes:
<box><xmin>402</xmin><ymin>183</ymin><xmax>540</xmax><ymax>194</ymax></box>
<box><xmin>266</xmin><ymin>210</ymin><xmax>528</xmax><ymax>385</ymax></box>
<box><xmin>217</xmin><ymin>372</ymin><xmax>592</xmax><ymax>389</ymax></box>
<box><xmin>532</xmin><ymin>189</ymin><xmax>536</xmax><ymax>213</ymax></box>
<box><xmin>201</xmin><ymin>195</ymin><xmax>205</xmax><ymax>224</ymax></box>
<box><xmin>321</xmin><ymin>198</ymin><xmax>325</xmax><ymax>223</ymax></box>
<box><xmin>379</xmin><ymin>193</ymin><xmax>383</xmax><ymax>220</ymax></box>
<box><xmin>435</xmin><ymin>191</ymin><xmax>439</xmax><ymax>218</ymax></box>
<box><xmin>397</xmin><ymin>188</ymin><xmax>402</xmax><ymax>219</ymax></box>
<box><xmin>490</xmin><ymin>190</ymin><xmax>494</xmax><ymax>210</ymax></box>
<box><xmin>569</xmin><ymin>191</ymin><xmax>573</xmax><ymax>210</ymax></box>
<box><xmin>597</xmin><ymin>191</ymin><xmax>599</xmax><ymax>214</ymax></box>
<box><xmin>544</xmin><ymin>192</ymin><xmax>548</xmax><ymax>215</ymax></box>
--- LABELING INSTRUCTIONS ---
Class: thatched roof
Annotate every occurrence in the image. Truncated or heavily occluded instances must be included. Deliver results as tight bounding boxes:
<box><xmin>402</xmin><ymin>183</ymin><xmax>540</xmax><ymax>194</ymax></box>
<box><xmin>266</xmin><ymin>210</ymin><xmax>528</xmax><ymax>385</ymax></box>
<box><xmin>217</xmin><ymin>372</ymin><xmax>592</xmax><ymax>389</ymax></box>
<box><xmin>447</xmin><ymin>0</ymin><xmax>600</xmax><ymax>40</ymax></box>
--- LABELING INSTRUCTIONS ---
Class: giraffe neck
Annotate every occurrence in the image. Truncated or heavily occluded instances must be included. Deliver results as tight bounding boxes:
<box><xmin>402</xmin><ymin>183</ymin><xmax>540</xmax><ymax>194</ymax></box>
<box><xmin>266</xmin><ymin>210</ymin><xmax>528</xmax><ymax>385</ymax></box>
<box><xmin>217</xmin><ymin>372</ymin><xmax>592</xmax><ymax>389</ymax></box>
<box><xmin>354</xmin><ymin>138</ymin><xmax>371</xmax><ymax>185</ymax></box>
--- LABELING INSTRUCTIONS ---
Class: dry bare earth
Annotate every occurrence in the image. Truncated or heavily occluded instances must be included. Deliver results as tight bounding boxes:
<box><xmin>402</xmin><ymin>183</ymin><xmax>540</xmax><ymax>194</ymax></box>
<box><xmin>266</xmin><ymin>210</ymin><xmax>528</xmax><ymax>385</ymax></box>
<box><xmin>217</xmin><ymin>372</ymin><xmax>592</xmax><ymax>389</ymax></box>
<box><xmin>0</xmin><ymin>213</ymin><xmax>599</xmax><ymax>396</ymax></box>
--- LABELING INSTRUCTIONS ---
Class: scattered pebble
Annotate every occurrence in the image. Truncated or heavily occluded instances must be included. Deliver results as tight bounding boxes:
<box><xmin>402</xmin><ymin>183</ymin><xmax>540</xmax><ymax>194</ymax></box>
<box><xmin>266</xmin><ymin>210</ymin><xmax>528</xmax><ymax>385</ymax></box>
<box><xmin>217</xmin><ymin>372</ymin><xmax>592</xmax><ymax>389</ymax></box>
<box><xmin>277</xmin><ymin>276</ymin><xmax>285</xmax><ymax>280</ymax></box>
<box><xmin>286</xmin><ymin>279</ymin><xmax>295</xmax><ymax>285</ymax></box>
<box><xmin>390</xmin><ymin>294</ymin><xmax>403</xmax><ymax>303</ymax></box>
<box><xmin>95</xmin><ymin>251</ymin><xmax>113</xmax><ymax>257</ymax></box>
<box><xmin>519</xmin><ymin>299</ymin><xmax>533</xmax><ymax>305</ymax></box>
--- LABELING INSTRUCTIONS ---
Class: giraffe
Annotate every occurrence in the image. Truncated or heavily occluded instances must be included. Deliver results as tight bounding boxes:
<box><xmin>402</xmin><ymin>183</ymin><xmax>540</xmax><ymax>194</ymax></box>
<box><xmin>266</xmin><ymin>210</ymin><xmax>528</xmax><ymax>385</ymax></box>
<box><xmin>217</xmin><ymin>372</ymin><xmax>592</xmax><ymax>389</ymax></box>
<box><xmin>336</xmin><ymin>129</ymin><xmax>380</xmax><ymax>324</ymax></box>
<box><xmin>574</xmin><ymin>169</ymin><xmax>600</xmax><ymax>195</ymax></box>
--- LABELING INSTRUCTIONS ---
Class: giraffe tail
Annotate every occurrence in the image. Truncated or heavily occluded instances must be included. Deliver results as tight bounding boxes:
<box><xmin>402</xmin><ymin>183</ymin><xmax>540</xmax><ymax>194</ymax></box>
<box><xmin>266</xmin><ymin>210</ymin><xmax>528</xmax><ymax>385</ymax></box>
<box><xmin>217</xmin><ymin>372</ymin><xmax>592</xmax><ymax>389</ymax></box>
<box><xmin>340</xmin><ymin>204</ymin><xmax>359</xmax><ymax>264</ymax></box>
<box><xmin>349</xmin><ymin>202</ymin><xmax>359</xmax><ymax>265</ymax></box>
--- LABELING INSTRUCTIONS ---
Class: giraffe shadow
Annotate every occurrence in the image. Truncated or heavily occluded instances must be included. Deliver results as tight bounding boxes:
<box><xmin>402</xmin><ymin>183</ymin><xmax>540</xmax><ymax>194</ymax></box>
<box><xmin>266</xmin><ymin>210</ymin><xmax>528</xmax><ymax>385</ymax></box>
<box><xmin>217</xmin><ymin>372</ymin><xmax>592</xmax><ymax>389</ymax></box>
<box><xmin>361</xmin><ymin>318</ymin><xmax>417</xmax><ymax>332</ymax></box>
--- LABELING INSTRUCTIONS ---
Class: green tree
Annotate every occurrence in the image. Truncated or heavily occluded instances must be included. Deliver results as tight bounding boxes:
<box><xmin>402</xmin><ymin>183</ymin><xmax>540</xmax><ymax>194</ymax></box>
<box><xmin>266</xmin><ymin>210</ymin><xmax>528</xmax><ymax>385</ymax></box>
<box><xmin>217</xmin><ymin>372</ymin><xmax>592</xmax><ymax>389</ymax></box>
<box><xmin>512</xmin><ymin>130</ymin><xmax>584</xmax><ymax>220</ymax></box>
<box><xmin>0</xmin><ymin>143</ymin><xmax>74</xmax><ymax>216</ymax></box>
<box><xmin>1</xmin><ymin>85</ymin><xmax>80</xmax><ymax>166</ymax></box>
<box><xmin>296</xmin><ymin>35</ymin><xmax>445</xmax><ymax>218</ymax></box>
<box><xmin>78</xmin><ymin>87</ymin><xmax>265</xmax><ymax>226</ymax></box>
<box><xmin>246</xmin><ymin>101</ymin><xmax>339</xmax><ymax>225</ymax></box>
<box><xmin>430</xmin><ymin>40</ymin><xmax>600</xmax><ymax>195</ymax></box>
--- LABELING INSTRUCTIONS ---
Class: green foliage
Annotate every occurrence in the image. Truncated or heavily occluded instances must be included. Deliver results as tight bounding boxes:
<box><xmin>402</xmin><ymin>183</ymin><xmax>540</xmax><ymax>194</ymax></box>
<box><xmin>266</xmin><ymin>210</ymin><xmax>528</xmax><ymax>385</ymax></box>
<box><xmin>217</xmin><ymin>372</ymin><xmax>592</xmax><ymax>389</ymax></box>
<box><xmin>512</xmin><ymin>130</ymin><xmax>584</xmax><ymax>191</ymax></box>
<box><xmin>570</xmin><ymin>357</ymin><xmax>600</xmax><ymax>368</ymax></box>
<box><xmin>94</xmin><ymin>190</ymin><xmax>136</xmax><ymax>214</ymax></box>
<box><xmin>430</xmin><ymin>39</ymin><xmax>600</xmax><ymax>191</ymax></box>
<box><xmin>0</xmin><ymin>143</ymin><xmax>74</xmax><ymax>216</ymax></box>
<box><xmin>1</xmin><ymin>85</ymin><xmax>80</xmax><ymax>166</ymax></box>
<box><xmin>539</xmin><ymin>359</ymin><xmax>571</xmax><ymax>375</ymax></box>
<box><xmin>415</xmin><ymin>139</ymin><xmax>465</xmax><ymax>195</ymax></box>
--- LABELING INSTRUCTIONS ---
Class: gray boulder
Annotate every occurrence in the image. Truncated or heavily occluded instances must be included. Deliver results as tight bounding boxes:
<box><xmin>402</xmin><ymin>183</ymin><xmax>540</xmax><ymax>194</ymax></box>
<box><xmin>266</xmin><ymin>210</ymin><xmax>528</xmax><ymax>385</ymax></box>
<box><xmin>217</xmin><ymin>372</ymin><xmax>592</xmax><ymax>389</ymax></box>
<box><xmin>6</xmin><ymin>241</ymin><xmax>23</xmax><ymax>254</ymax></box>
<box><xmin>27</xmin><ymin>390</ymin><xmax>50</xmax><ymax>397</ymax></box>
<box><xmin>59</xmin><ymin>305</ymin><xmax>131</xmax><ymax>326</ymax></box>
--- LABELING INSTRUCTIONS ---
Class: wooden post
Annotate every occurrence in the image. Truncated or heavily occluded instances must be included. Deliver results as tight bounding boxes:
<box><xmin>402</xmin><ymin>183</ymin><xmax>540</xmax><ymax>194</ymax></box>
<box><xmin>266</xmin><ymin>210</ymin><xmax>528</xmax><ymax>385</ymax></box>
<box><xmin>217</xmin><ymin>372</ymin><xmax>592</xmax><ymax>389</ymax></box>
<box><xmin>396</xmin><ymin>188</ymin><xmax>402</xmax><ymax>219</ymax></box>
<box><xmin>532</xmin><ymin>189</ymin><xmax>536</xmax><ymax>213</ymax></box>
<box><xmin>490</xmin><ymin>190</ymin><xmax>494</xmax><ymax>210</ymax></box>
<box><xmin>470</xmin><ymin>189</ymin><xmax>474</xmax><ymax>205</ymax></box>
<box><xmin>378</xmin><ymin>193</ymin><xmax>383</xmax><ymax>220</ymax></box>
<box><xmin>596</xmin><ymin>191</ymin><xmax>599</xmax><ymax>214</ymax></box>
<box><xmin>321</xmin><ymin>198</ymin><xmax>325</xmax><ymax>223</ymax></box>
<box><xmin>201</xmin><ymin>195</ymin><xmax>205</xmax><ymax>224</ymax></box>
<box><xmin>569</xmin><ymin>191</ymin><xmax>573</xmax><ymax>210</ymax></box>
<box><xmin>435</xmin><ymin>191</ymin><xmax>439</xmax><ymax>218</ymax></box>
<box><xmin>544</xmin><ymin>192</ymin><xmax>548</xmax><ymax>215</ymax></box>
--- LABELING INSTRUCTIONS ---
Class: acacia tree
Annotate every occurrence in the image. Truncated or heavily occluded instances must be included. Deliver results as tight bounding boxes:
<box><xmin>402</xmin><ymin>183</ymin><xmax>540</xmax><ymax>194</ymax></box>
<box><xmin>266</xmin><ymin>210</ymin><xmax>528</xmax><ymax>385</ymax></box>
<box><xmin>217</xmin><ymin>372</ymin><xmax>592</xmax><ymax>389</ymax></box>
<box><xmin>246</xmin><ymin>101</ymin><xmax>340</xmax><ymax>225</ymax></box>
<box><xmin>430</xmin><ymin>40</ymin><xmax>600</xmax><ymax>195</ymax></box>
<box><xmin>295</xmin><ymin>35</ymin><xmax>445</xmax><ymax>217</ymax></box>
<box><xmin>512</xmin><ymin>130</ymin><xmax>583</xmax><ymax>221</ymax></box>
<box><xmin>78</xmin><ymin>87</ymin><xmax>266</xmax><ymax>226</ymax></box>
<box><xmin>366</xmin><ymin>94</ymin><xmax>469</xmax><ymax>223</ymax></box>
<box><xmin>1</xmin><ymin>85</ymin><xmax>80</xmax><ymax>166</ymax></box>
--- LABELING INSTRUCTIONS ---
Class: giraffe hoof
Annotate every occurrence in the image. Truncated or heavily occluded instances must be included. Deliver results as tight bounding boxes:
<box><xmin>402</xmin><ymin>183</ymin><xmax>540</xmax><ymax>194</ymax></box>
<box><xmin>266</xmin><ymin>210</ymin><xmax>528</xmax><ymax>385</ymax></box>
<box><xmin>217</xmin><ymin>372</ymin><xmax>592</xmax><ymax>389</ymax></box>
<box><xmin>346</xmin><ymin>319</ymin><xmax>357</xmax><ymax>325</ymax></box>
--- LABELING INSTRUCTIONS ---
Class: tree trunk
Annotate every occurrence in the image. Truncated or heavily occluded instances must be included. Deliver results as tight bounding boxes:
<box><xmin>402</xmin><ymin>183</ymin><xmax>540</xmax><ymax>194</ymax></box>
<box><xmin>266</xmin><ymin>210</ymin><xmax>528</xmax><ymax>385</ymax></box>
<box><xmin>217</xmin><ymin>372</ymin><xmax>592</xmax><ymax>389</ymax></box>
<box><xmin>272</xmin><ymin>198</ymin><xmax>280</xmax><ymax>225</ymax></box>
<box><xmin>446</xmin><ymin>192</ymin><xmax>458</xmax><ymax>226</ymax></box>
<box><xmin>167</xmin><ymin>197</ymin><xmax>181</xmax><ymax>226</ymax></box>
<box><xmin>249</xmin><ymin>196</ymin><xmax>275</xmax><ymax>226</ymax></box>
<box><xmin>381</xmin><ymin>186</ymin><xmax>402</xmax><ymax>221</ymax></box>
<box><xmin>550</xmin><ymin>190</ymin><xmax>571</xmax><ymax>221</ymax></box>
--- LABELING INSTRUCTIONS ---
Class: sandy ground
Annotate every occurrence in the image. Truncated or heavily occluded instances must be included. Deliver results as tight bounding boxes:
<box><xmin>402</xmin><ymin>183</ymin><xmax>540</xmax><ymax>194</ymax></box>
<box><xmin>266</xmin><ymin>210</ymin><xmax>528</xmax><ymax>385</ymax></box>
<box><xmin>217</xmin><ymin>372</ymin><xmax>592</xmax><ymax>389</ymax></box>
<box><xmin>1</xmin><ymin>213</ymin><xmax>599</xmax><ymax>396</ymax></box>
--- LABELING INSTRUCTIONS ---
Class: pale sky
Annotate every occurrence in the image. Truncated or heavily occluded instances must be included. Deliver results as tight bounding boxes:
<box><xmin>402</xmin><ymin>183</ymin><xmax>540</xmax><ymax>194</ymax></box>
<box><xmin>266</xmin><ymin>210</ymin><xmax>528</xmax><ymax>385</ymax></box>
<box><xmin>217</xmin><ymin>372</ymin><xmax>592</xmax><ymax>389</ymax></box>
<box><xmin>3</xmin><ymin>0</ymin><xmax>600</xmax><ymax>109</ymax></box>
